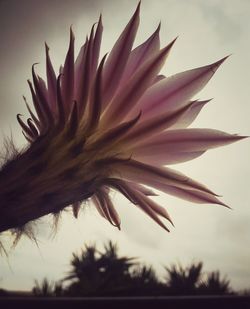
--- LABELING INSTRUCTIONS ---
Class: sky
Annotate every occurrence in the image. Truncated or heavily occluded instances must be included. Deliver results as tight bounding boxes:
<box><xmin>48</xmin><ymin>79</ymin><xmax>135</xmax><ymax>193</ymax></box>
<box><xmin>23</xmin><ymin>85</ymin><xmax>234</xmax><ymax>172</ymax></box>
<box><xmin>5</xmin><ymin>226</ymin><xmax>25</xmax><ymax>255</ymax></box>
<box><xmin>0</xmin><ymin>0</ymin><xmax>250</xmax><ymax>292</ymax></box>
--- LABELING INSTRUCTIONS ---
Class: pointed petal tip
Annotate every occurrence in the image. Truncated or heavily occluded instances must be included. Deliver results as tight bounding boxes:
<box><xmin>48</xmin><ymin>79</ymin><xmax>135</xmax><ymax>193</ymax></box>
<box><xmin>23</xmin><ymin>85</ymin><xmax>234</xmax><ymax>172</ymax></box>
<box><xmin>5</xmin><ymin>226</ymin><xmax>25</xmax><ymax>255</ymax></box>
<box><xmin>170</xmin><ymin>36</ymin><xmax>178</xmax><ymax>45</ymax></box>
<box><xmin>31</xmin><ymin>63</ymin><xmax>40</xmax><ymax>77</ymax></box>
<box><xmin>213</xmin><ymin>193</ymin><xmax>221</xmax><ymax>197</ymax></box>
<box><xmin>229</xmin><ymin>134</ymin><xmax>249</xmax><ymax>142</ymax></box>
<box><xmin>210</xmin><ymin>55</ymin><xmax>231</xmax><ymax>71</ymax></box>
<box><xmin>218</xmin><ymin>201</ymin><xmax>232</xmax><ymax>209</ymax></box>
<box><xmin>164</xmin><ymin>225</ymin><xmax>170</xmax><ymax>232</ymax></box>
<box><xmin>217</xmin><ymin>54</ymin><xmax>231</xmax><ymax>64</ymax></box>
<box><xmin>148</xmin><ymin>22</ymin><xmax>161</xmax><ymax>40</ymax></box>
<box><xmin>161</xmin><ymin>36</ymin><xmax>178</xmax><ymax>53</ymax></box>
<box><xmin>156</xmin><ymin>21</ymin><xmax>161</xmax><ymax>32</ymax></box>
<box><xmin>194</xmin><ymin>98</ymin><xmax>213</xmax><ymax>106</ymax></box>
<box><xmin>32</xmin><ymin>62</ymin><xmax>39</xmax><ymax>70</ymax></box>
<box><xmin>237</xmin><ymin>135</ymin><xmax>249</xmax><ymax>140</ymax></box>
<box><xmin>171</xmin><ymin>36</ymin><xmax>178</xmax><ymax>46</ymax></box>
<box><xmin>70</xmin><ymin>26</ymin><xmax>75</xmax><ymax>41</ymax></box>
<box><xmin>203</xmin><ymin>98</ymin><xmax>213</xmax><ymax>103</ymax></box>
<box><xmin>134</xmin><ymin>1</ymin><xmax>141</xmax><ymax>16</ymax></box>
<box><xmin>45</xmin><ymin>42</ymin><xmax>49</xmax><ymax>52</ymax></box>
<box><xmin>194</xmin><ymin>184</ymin><xmax>219</xmax><ymax>197</ymax></box>
<box><xmin>210</xmin><ymin>196</ymin><xmax>231</xmax><ymax>209</ymax></box>
<box><xmin>168</xmin><ymin>216</ymin><xmax>175</xmax><ymax>227</ymax></box>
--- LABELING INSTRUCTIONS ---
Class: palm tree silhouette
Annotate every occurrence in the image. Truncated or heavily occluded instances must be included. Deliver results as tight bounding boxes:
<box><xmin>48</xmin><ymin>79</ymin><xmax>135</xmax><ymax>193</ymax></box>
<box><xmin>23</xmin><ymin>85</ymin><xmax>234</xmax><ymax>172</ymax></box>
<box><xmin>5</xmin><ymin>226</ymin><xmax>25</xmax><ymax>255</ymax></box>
<box><xmin>64</xmin><ymin>244</ymin><xmax>103</xmax><ymax>296</ymax></box>
<box><xmin>31</xmin><ymin>243</ymin><xmax>234</xmax><ymax>297</ymax></box>
<box><xmin>164</xmin><ymin>262</ymin><xmax>232</xmax><ymax>295</ymax></box>
<box><xmin>64</xmin><ymin>241</ymin><xmax>137</xmax><ymax>296</ymax></box>
<box><xmin>97</xmin><ymin>241</ymin><xmax>137</xmax><ymax>296</ymax></box>
<box><xmin>130</xmin><ymin>265</ymin><xmax>164</xmax><ymax>296</ymax></box>
<box><xmin>32</xmin><ymin>278</ymin><xmax>55</xmax><ymax>297</ymax></box>
<box><xmin>165</xmin><ymin>262</ymin><xmax>203</xmax><ymax>295</ymax></box>
<box><xmin>198</xmin><ymin>271</ymin><xmax>232</xmax><ymax>295</ymax></box>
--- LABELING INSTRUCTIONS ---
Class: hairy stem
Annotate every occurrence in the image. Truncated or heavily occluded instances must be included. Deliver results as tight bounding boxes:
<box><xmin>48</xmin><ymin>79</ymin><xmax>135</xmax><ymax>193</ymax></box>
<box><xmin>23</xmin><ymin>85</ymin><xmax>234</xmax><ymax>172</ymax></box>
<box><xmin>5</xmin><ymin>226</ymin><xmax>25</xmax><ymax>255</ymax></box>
<box><xmin>0</xmin><ymin>134</ymin><xmax>98</xmax><ymax>234</ymax></box>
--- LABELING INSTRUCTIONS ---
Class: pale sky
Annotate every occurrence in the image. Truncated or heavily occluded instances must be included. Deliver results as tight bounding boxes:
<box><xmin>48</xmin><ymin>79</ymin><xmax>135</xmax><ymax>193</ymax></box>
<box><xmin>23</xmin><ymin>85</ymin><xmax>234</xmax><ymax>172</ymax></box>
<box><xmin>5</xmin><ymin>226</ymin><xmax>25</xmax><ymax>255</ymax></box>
<box><xmin>0</xmin><ymin>0</ymin><xmax>250</xmax><ymax>291</ymax></box>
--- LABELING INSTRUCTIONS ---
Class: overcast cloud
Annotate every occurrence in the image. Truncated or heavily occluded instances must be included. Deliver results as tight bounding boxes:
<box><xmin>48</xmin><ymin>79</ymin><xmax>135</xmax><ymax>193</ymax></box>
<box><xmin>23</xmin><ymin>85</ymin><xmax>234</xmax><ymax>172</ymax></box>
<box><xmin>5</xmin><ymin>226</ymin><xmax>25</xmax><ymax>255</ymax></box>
<box><xmin>0</xmin><ymin>0</ymin><xmax>250</xmax><ymax>291</ymax></box>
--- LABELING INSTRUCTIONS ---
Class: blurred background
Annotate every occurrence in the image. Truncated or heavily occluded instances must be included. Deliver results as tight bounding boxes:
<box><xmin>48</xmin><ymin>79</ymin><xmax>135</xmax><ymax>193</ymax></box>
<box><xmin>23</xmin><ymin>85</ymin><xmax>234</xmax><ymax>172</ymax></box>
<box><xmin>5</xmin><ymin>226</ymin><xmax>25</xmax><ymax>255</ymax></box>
<box><xmin>0</xmin><ymin>0</ymin><xmax>249</xmax><ymax>293</ymax></box>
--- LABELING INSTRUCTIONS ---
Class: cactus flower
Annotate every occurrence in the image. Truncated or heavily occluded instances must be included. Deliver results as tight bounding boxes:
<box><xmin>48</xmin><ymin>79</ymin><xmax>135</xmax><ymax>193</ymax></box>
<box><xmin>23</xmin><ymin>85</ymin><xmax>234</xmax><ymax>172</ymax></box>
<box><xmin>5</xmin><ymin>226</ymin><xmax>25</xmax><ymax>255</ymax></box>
<box><xmin>0</xmin><ymin>3</ymin><xmax>245</xmax><ymax>240</ymax></box>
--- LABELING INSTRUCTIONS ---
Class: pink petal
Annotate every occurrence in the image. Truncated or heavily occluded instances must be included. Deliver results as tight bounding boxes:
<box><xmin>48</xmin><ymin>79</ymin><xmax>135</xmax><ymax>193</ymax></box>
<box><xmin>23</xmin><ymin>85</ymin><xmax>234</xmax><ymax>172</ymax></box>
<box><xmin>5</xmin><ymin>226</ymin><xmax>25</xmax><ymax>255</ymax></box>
<box><xmin>93</xmin><ymin>189</ymin><xmax>120</xmax><ymax>228</ymax></box>
<box><xmin>16</xmin><ymin>114</ymin><xmax>34</xmax><ymax>139</ymax></box>
<box><xmin>170</xmin><ymin>99</ymin><xmax>210</xmax><ymax>129</ymax></box>
<box><xmin>22</xmin><ymin>96</ymin><xmax>41</xmax><ymax>132</ymax></box>
<box><xmin>147</xmin><ymin>180</ymin><xmax>228</xmax><ymax>207</ymax></box>
<box><xmin>61</xmin><ymin>28</ymin><xmax>75</xmax><ymax>115</ymax></box>
<box><xmin>86</xmin><ymin>23</ymin><xmax>96</xmax><ymax>84</ymax></box>
<box><xmin>101</xmin><ymin>188</ymin><xmax>121</xmax><ymax>229</ymax></box>
<box><xmin>74</xmin><ymin>38</ymin><xmax>87</xmax><ymax>88</ymax></box>
<box><xmin>102</xmin><ymin>3</ymin><xmax>140</xmax><ymax>107</ymax></box>
<box><xmin>114</xmin><ymin>159</ymin><xmax>216</xmax><ymax>195</ymax></box>
<box><xmin>74</xmin><ymin>36</ymin><xmax>90</xmax><ymax>115</ymax></box>
<box><xmin>27</xmin><ymin>79</ymin><xmax>48</xmax><ymax>131</ymax></box>
<box><xmin>92</xmin><ymin>194</ymin><xmax>107</xmax><ymax>219</ymax></box>
<box><xmin>27</xmin><ymin>119</ymin><xmax>39</xmax><ymax>138</ymax></box>
<box><xmin>137</xmin><ymin>128</ymin><xmax>246</xmax><ymax>153</ymax></box>
<box><xmin>91</xmin><ymin>15</ymin><xmax>103</xmax><ymax>78</ymax></box>
<box><xmin>109</xmin><ymin>179</ymin><xmax>169</xmax><ymax>231</ymax></box>
<box><xmin>75</xmin><ymin>25</ymin><xmax>96</xmax><ymax>116</ymax></box>
<box><xmin>32</xmin><ymin>65</ymin><xmax>54</xmax><ymax>125</ymax></box>
<box><xmin>124</xmin><ymin>181</ymin><xmax>157</xmax><ymax>196</ymax></box>
<box><xmin>119</xmin><ymin>23</ymin><xmax>161</xmax><ymax>87</ymax></box>
<box><xmin>132</xmin><ymin>194</ymin><xmax>170</xmax><ymax>231</ymax></box>
<box><xmin>37</xmin><ymin>75</ymin><xmax>55</xmax><ymax>120</ymax></box>
<box><xmin>135</xmin><ymin>189</ymin><xmax>174</xmax><ymax>225</ymax></box>
<box><xmin>45</xmin><ymin>43</ymin><xmax>57</xmax><ymax>112</ymax></box>
<box><xmin>85</xmin><ymin>54</ymin><xmax>107</xmax><ymax>134</ymax></box>
<box><xmin>102</xmin><ymin>38</ymin><xmax>176</xmax><ymax>126</ymax></box>
<box><xmin>135</xmin><ymin>56</ymin><xmax>229</xmax><ymax>120</ymax></box>
<box><xmin>37</xmin><ymin>75</ymin><xmax>49</xmax><ymax>102</ymax></box>
<box><xmin>133</xmin><ymin>149</ymin><xmax>205</xmax><ymax>165</ymax></box>
<box><xmin>121</xmin><ymin>102</ymin><xmax>194</xmax><ymax>146</ymax></box>
<box><xmin>95</xmin><ymin>193</ymin><xmax>112</xmax><ymax>223</ymax></box>
<box><xmin>56</xmin><ymin>75</ymin><xmax>66</xmax><ymax>129</ymax></box>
